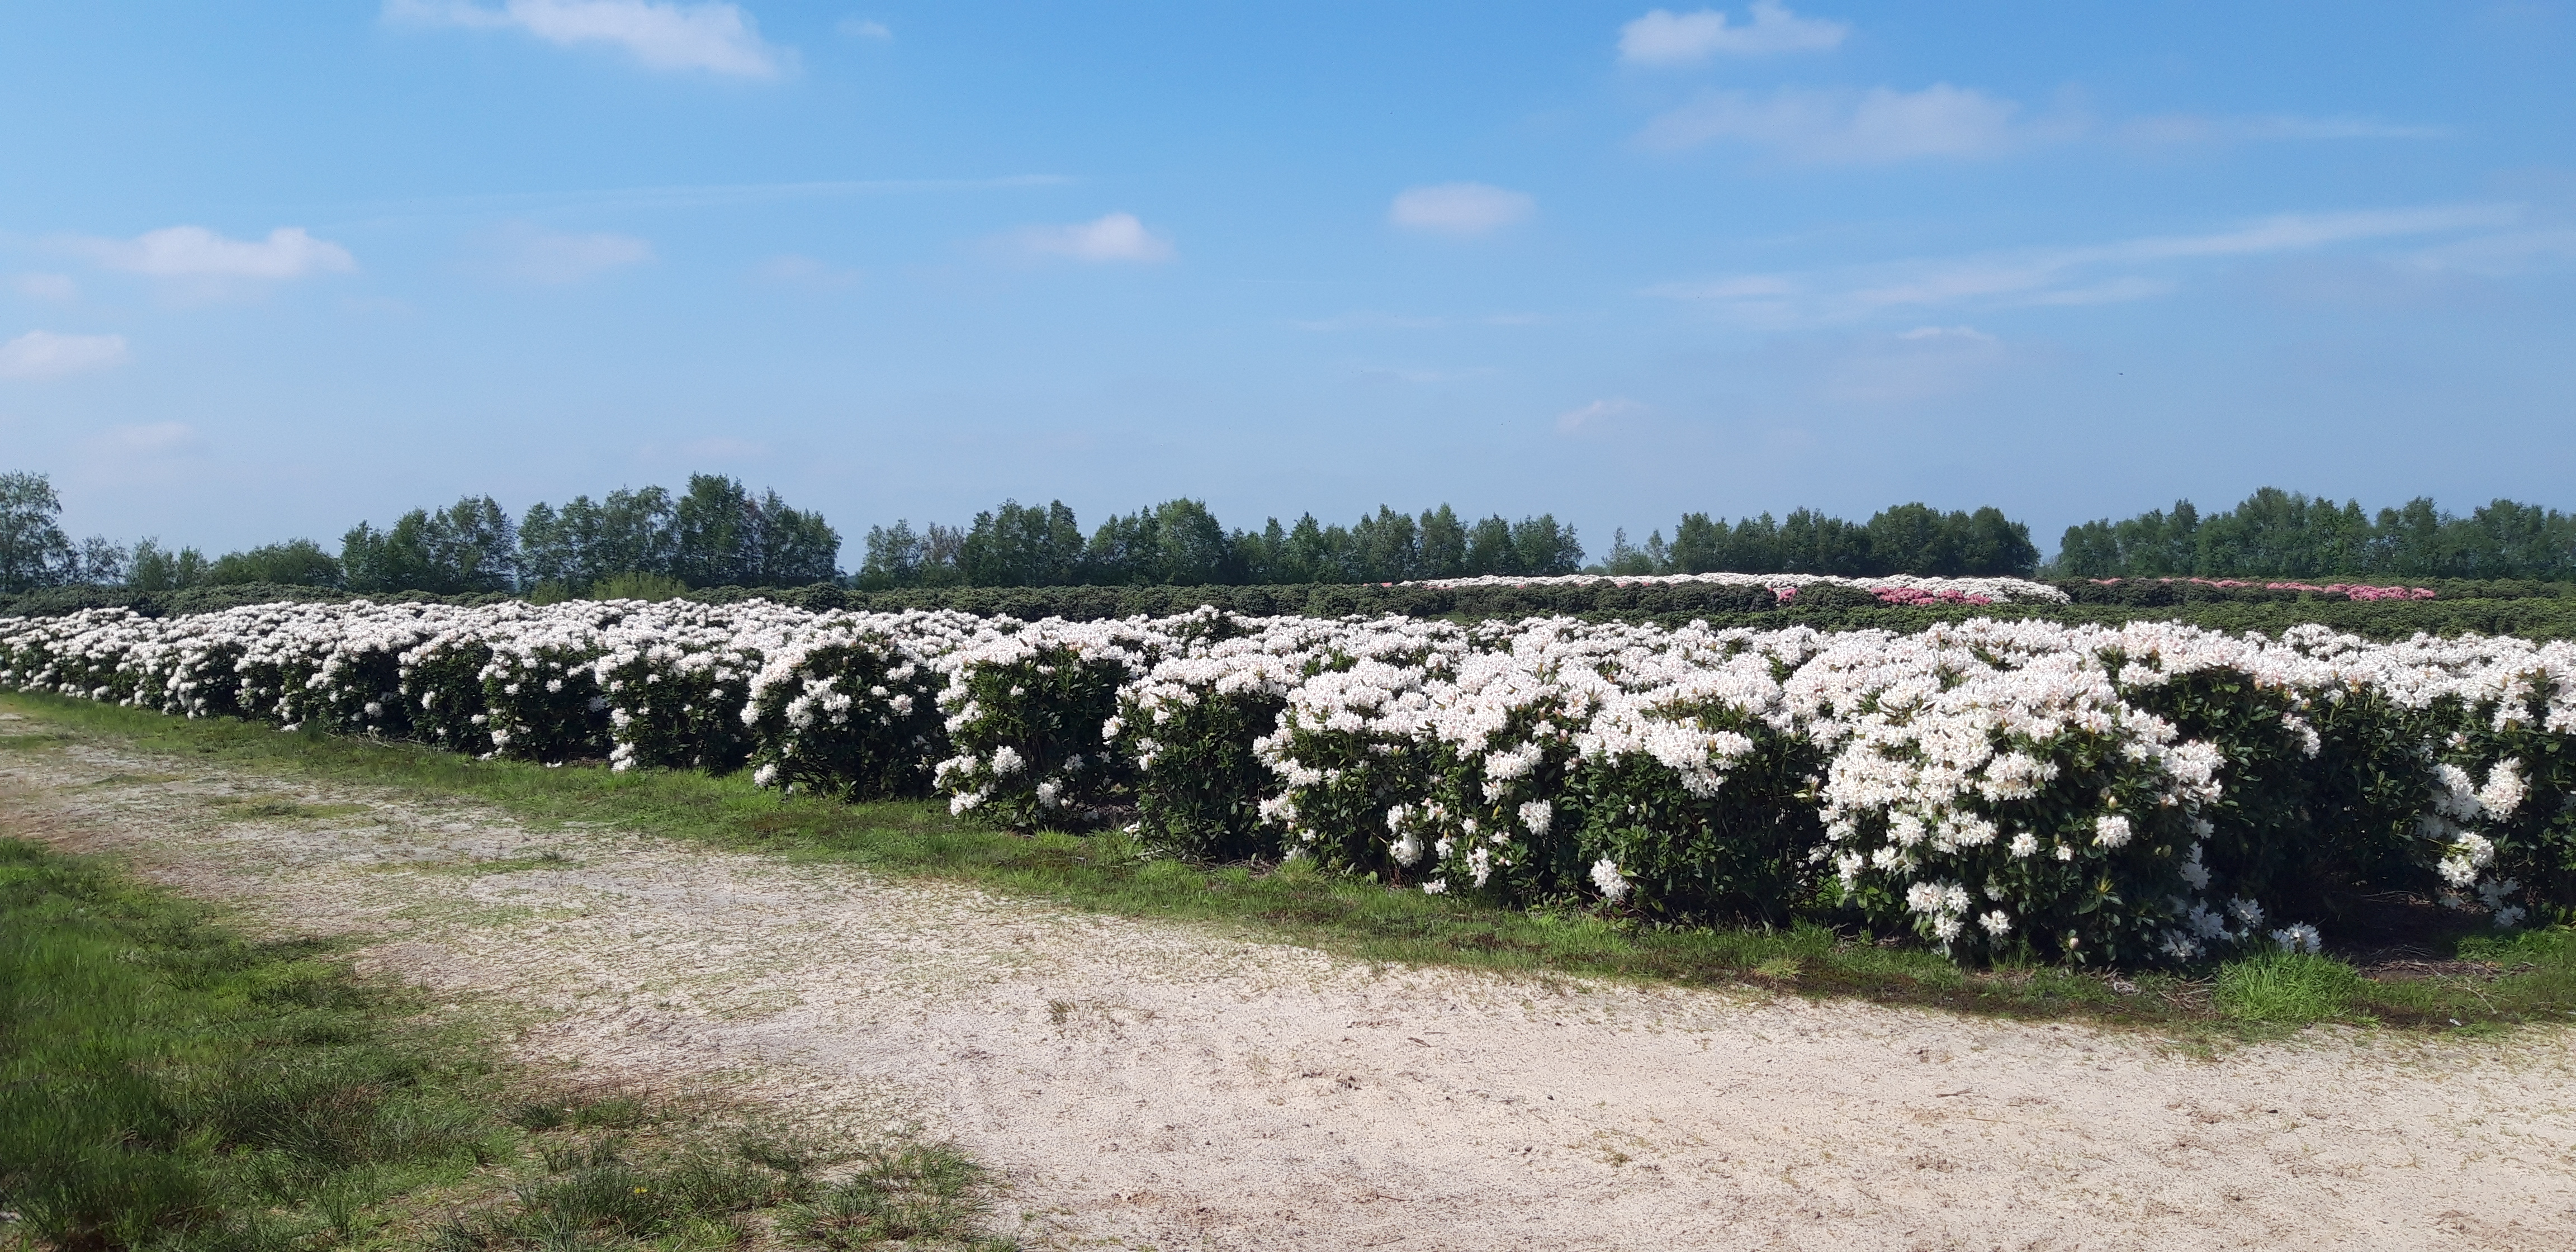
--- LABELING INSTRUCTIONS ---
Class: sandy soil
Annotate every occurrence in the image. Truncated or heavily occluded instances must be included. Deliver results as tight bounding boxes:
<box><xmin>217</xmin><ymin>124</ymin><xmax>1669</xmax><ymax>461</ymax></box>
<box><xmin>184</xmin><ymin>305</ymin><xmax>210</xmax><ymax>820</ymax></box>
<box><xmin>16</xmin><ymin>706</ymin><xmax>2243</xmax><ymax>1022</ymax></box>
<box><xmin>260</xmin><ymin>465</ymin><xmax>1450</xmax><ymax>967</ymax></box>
<box><xmin>4</xmin><ymin>723</ymin><xmax>2573</xmax><ymax>1251</ymax></box>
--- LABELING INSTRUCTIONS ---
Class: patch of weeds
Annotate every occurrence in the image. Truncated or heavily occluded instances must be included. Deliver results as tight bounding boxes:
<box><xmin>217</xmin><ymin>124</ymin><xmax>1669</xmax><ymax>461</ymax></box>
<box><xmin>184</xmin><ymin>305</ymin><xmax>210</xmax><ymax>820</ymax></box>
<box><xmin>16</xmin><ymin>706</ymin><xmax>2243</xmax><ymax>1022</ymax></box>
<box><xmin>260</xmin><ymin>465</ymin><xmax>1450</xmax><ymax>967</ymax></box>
<box><xmin>787</xmin><ymin>1143</ymin><xmax>1014</xmax><ymax>1250</ymax></box>
<box><xmin>81</xmin><ymin>770</ymin><xmax>186</xmax><ymax>787</ymax></box>
<box><xmin>431</xmin><ymin>851</ymin><xmax>578</xmax><ymax>876</ymax></box>
<box><xmin>2215</xmin><ymin>953</ymin><xmax>2365</xmax><ymax>1023</ymax></box>
<box><xmin>0</xmin><ymin>731</ymin><xmax>72</xmax><ymax>750</ymax></box>
<box><xmin>208</xmin><ymin>793</ymin><xmax>368</xmax><ymax>822</ymax></box>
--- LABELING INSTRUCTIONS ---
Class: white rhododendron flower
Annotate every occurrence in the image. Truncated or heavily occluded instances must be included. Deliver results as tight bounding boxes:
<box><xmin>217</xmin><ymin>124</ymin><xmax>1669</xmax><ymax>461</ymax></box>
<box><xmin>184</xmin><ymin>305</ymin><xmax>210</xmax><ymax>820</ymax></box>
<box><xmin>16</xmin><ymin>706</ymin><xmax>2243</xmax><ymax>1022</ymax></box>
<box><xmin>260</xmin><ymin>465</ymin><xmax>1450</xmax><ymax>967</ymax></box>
<box><xmin>1589</xmin><ymin>857</ymin><xmax>1630</xmax><ymax>903</ymax></box>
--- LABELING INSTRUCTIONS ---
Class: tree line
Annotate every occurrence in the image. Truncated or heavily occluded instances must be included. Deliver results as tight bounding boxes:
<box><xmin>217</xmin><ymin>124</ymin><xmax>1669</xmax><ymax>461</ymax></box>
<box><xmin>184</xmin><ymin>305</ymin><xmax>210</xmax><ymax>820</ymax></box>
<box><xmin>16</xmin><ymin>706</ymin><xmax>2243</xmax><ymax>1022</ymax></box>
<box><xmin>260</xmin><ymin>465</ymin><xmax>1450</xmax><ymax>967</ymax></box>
<box><xmin>15</xmin><ymin>464</ymin><xmax>2576</xmax><ymax>598</ymax></box>
<box><xmin>857</xmin><ymin>500</ymin><xmax>1587</xmax><ymax>587</ymax></box>
<box><xmin>1593</xmin><ymin>504</ymin><xmax>2040</xmax><ymax>578</ymax></box>
<box><xmin>0</xmin><ymin>472</ymin><xmax>839</xmax><ymax>596</ymax></box>
<box><xmin>2055</xmin><ymin>489</ymin><xmax>2576</xmax><ymax>581</ymax></box>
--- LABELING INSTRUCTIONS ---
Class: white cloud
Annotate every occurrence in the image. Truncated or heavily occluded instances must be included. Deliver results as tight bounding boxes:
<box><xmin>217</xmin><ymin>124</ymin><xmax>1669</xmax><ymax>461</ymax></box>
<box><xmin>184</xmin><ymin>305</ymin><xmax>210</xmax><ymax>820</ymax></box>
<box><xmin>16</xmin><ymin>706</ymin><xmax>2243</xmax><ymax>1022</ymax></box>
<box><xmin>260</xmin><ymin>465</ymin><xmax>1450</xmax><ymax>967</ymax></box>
<box><xmin>385</xmin><ymin>0</ymin><xmax>785</xmax><ymax>77</ymax></box>
<box><xmin>1620</xmin><ymin>3</ymin><xmax>1848</xmax><ymax>64</ymax></box>
<box><xmin>1649</xmin><ymin>203</ymin><xmax>2520</xmax><ymax>324</ymax></box>
<box><xmin>1820</xmin><ymin>326</ymin><xmax>2011</xmax><ymax>405</ymax></box>
<box><xmin>1013</xmin><ymin>213</ymin><xmax>1175</xmax><ymax>263</ymax></box>
<box><xmin>1389</xmin><ymin>183</ymin><xmax>1536</xmax><ymax>236</ymax></box>
<box><xmin>2125</xmin><ymin>113</ymin><xmax>2450</xmax><ymax>144</ymax></box>
<box><xmin>479</xmin><ymin>223</ymin><xmax>655</xmax><ymax>283</ymax></box>
<box><xmin>837</xmin><ymin>16</ymin><xmax>891</xmax><ymax>39</ymax></box>
<box><xmin>72</xmin><ymin>226</ymin><xmax>356</xmax><ymax>279</ymax></box>
<box><xmin>2404</xmin><ymin>227</ymin><xmax>2576</xmax><ymax>277</ymax></box>
<box><xmin>754</xmin><ymin>254</ymin><xmax>863</xmax><ymax>287</ymax></box>
<box><xmin>1896</xmin><ymin>325</ymin><xmax>1995</xmax><ymax>343</ymax></box>
<box><xmin>108</xmin><ymin>421</ymin><xmax>198</xmax><ymax>454</ymax></box>
<box><xmin>0</xmin><ymin>330</ymin><xmax>130</xmax><ymax>380</ymax></box>
<box><xmin>1641</xmin><ymin>84</ymin><xmax>2033</xmax><ymax>161</ymax></box>
<box><xmin>1556</xmin><ymin>397</ymin><xmax>1643</xmax><ymax>434</ymax></box>
<box><xmin>15</xmin><ymin>274</ymin><xmax>78</xmax><ymax>300</ymax></box>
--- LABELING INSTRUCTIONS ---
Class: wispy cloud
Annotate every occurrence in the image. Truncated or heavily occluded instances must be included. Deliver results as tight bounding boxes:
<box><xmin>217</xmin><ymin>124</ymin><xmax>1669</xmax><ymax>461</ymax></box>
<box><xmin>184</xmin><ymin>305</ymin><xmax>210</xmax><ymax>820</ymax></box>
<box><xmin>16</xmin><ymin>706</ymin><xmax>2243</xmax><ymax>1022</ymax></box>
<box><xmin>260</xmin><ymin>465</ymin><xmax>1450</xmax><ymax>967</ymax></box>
<box><xmin>1640</xmin><ymin>84</ymin><xmax>2039</xmax><ymax>162</ymax></box>
<box><xmin>1556</xmin><ymin>396</ymin><xmax>1644</xmax><ymax>434</ymax></box>
<box><xmin>2400</xmin><ymin>227</ymin><xmax>2576</xmax><ymax>277</ymax></box>
<box><xmin>326</xmin><ymin>176</ymin><xmax>1071</xmax><ymax>229</ymax></box>
<box><xmin>69</xmin><ymin>226</ymin><xmax>356</xmax><ymax>280</ymax></box>
<box><xmin>384</xmin><ymin>0</ymin><xmax>787</xmax><ymax>77</ymax></box>
<box><xmin>1388</xmin><ymin>183</ymin><xmax>1536</xmax><ymax>236</ymax></box>
<box><xmin>1618</xmin><ymin>4</ymin><xmax>1848</xmax><ymax>64</ymax></box>
<box><xmin>0</xmin><ymin>330</ymin><xmax>130</xmax><ymax>380</ymax></box>
<box><xmin>106</xmin><ymin>421</ymin><xmax>199</xmax><ymax>454</ymax></box>
<box><xmin>754</xmin><ymin>254</ymin><xmax>864</xmax><ymax>288</ymax></box>
<box><xmin>1642</xmin><ymin>84</ymin><xmax>2447</xmax><ymax>164</ymax></box>
<box><xmin>1648</xmin><ymin>204</ymin><xmax>2522</xmax><ymax>324</ymax></box>
<box><xmin>837</xmin><ymin>16</ymin><xmax>891</xmax><ymax>39</ymax></box>
<box><xmin>2125</xmin><ymin>113</ymin><xmax>2451</xmax><ymax>144</ymax></box>
<box><xmin>1012</xmin><ymin>213</ymin><xmax>1175</xmax><ymax>263</ymax></box>
<box><xmin>14</xmin><ymin>274</ymin><xmax>78</xmax><ymax>301</ymax></box>
<box><xmin>1290</xmin><ymin>310</ymin><xmax>1546</xmax><ymax>331</ymax></box>
<box><xmin>475</xmin><ymin>222</ymin><xmax>655</xmax><ymax>283</ymax></box>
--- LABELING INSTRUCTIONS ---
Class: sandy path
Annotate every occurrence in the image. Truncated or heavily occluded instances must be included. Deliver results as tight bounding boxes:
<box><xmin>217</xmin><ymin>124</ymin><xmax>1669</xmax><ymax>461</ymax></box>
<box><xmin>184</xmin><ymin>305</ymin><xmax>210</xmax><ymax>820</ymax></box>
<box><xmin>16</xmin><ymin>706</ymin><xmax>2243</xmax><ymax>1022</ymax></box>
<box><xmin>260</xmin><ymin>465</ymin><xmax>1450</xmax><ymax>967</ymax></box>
<box><xmin>3</xmin><ymin>727</ymin><xmax>2573</xmax><ymax>1251</ymax></box>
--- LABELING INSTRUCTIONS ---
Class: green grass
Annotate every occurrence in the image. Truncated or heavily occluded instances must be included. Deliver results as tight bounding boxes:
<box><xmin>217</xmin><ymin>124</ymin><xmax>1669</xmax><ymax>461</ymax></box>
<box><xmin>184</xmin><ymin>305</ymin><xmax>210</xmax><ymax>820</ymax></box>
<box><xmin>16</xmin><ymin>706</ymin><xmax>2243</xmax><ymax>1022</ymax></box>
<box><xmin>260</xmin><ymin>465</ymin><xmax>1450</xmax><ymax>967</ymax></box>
<box><xmin>0</xmin><ymin>833</ymin><xmax>1012</xmax><ymax>1251</ymax></box>
<box><xmin>7</xmin><ymin>689</ymin><xmax>2574</xmax><ymax>1038</ymax></box>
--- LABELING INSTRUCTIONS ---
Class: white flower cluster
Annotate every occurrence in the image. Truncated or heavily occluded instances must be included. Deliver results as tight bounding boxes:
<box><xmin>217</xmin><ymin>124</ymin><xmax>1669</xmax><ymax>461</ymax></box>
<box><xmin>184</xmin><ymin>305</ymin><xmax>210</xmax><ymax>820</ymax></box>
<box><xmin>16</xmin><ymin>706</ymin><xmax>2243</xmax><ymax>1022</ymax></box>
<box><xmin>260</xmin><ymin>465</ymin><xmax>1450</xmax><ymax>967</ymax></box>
<box><xmin>9</xmin><ymin>600</ymin><xmax>2572</xmax><ymax>966</ymax></box>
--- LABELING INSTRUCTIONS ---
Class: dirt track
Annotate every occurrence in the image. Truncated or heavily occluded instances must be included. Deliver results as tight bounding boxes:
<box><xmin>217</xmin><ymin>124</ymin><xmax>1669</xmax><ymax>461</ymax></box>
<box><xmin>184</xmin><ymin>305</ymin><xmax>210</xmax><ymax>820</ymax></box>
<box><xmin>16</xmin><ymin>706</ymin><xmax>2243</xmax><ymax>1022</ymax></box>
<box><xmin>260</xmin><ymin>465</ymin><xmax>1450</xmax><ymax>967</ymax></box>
<box><xmin>4</xmin><ymin>723</ymin><xmax>2573</xmax><ymax>1251</ymax></box>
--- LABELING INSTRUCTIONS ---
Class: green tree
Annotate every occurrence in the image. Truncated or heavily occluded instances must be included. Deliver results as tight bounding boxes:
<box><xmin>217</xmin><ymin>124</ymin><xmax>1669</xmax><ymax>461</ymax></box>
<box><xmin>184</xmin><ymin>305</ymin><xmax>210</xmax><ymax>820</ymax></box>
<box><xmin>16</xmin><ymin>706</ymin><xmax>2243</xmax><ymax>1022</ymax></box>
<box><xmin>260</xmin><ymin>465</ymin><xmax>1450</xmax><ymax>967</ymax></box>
<box><xmin>342</xmin><ymin>495</ymin><xmax>518</xmax><ymax>593</ymax></box>
<box><xmin>1352</xmin><ymin>506</ymin><xmax>1422</xmax><ymax>581</ymax></box>
<box><xmin>1462</xmin><ymin>514</ymin><xmax>1516</xmax><ymax>575</ymax></box>
<box><xmin>959</xmin><ymin>500</ymin><xmax>1084</xmax><ymax>586</ymax></box>
<box><xmin>206</xmin><ymin>539</ymin><xmax>342</xmax><ymax>587</ymax></box>
<box><xmin>1150</xmin><ymin>499</ymin><xmax>1235</xmax><ymax>585</ymax></box>
<box><xmin>1418</xmin><ymin>505</ymin><xmax>1468</xmax><ymax>578</ymax></box>
<box><xmin>0</xmin><ymin>471</ymin><xmax>73</xmax><ymax>594</ymax></box>
<box><xmin>126</xmin><ymin>539</ymin><xmax>209</xmax><ymax>591</ymax></box>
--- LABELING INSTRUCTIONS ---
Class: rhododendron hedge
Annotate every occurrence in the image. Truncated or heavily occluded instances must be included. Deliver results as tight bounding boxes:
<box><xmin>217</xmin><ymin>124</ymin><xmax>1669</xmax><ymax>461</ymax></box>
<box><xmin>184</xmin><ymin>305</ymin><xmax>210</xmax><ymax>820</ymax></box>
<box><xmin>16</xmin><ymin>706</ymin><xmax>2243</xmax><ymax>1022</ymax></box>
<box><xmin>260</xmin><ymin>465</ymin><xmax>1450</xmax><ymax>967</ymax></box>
<box><xmin>7</xmin><ymin>599</ymin><xmax>2574</xmax><ymax>968</ymax></box>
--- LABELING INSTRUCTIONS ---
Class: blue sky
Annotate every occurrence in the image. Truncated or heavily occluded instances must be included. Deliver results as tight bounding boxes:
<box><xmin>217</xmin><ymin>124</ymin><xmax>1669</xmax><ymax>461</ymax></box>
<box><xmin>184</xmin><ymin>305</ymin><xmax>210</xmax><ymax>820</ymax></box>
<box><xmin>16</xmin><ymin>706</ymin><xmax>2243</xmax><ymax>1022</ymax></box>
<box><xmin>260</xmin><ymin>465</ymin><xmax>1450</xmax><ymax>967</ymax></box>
<box><xmin>4</xmin><ymin>1</ymin><xmax>2573</xmax><ymax>559</ymax></box>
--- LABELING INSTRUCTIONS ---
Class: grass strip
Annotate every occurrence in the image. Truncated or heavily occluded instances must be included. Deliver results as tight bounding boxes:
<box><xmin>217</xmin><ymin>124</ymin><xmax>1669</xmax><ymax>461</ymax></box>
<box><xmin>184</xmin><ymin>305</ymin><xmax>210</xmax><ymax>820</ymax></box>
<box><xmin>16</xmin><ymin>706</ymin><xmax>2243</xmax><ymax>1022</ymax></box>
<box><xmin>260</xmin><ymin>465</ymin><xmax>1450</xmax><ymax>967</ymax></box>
<box><xmin>6</xmin><ymin>690</ymin><xmax>2573</xmax><ymax>1037</ymax></box>
<box><xmin>0</xmin><ymin>831</ymin><xmax>1012</xmax><ymax>1251</ymax></box>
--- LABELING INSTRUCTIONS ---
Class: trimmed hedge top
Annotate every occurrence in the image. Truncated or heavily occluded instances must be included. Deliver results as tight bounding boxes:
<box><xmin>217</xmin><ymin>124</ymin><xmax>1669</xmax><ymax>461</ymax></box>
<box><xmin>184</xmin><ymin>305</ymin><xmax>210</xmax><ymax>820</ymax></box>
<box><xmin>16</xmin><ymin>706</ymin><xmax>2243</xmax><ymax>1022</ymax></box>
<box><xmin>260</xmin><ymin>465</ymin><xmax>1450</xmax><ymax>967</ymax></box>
<box><xmin>10</xmin><ymin>577</ymin><xmax>2576</xmax><ymax>641</ymax></box>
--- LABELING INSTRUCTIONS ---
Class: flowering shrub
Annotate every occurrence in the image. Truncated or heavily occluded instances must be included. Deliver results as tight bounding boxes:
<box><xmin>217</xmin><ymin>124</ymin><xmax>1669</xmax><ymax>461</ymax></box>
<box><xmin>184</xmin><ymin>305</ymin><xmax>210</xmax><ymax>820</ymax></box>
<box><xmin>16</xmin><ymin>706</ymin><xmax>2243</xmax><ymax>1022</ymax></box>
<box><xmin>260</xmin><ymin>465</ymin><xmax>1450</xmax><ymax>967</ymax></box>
<box><xmin>741</xmin><ymin>608</ymin><xmax>983</xmax><ymax>797</ymax></box>
<box><xmin>1255</xmin><ymin>619</ymin><xmax>1470</xmax><ymax>874</ymax></box>
<box><xmin>8</xmin><ymin>598</ymin><xmax>2574</xmax><ymax>968</ymax></box>
<box><xmin>930</xmin><ymin>616</ymin><xmax>1167</xmax><ymax>829</ymax></box>
<box><xmin>1566</xmin><ymin>626</ymin><xmax>1830</xmax><ymax>924</ymax></box>
<box><xmin>1114</xmin><ymin>616</ymin><xmax>1339</xmax><ymax>859</ymax></box>
<box><xmin>477</xmin><ymin>603</ymin><xmax>617</xmax><ymax>762</ymax></box>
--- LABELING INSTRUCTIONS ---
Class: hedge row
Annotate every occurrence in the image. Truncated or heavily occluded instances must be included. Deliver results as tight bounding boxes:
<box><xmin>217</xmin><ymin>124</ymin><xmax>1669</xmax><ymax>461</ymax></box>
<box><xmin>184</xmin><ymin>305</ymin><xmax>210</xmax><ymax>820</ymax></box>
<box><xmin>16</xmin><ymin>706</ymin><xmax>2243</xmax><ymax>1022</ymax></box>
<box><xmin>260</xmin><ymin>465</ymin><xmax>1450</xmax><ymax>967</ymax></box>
<box><xmin>16</xmin><ymin>578</ymin><xmax>2576</xmax><ymax>642</ymax></box>
<box><xmin>6</xmin><ymin>599</ymin><xmax>2570</xmax><ymax>970</ymax></box>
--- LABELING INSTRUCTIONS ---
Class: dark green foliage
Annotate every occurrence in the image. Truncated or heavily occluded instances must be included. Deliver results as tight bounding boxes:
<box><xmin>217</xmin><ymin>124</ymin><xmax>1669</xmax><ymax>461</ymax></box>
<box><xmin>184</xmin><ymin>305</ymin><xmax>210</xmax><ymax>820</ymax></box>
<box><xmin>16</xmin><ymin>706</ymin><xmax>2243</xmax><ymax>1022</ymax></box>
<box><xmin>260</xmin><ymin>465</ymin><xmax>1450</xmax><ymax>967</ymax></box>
<box><xmin>1125</xmin><ymin>686</ymin><xmax>1289</xmax><ymax>860</ymax></box>
<box><xmin>343</xmin><ymin>495</ymin><xmax>521</xmax><ymax>594</ymax></box>
<box><xmin>206</xmin><ymin>539</ymin><xmax>344</xmax><ymax>588</ymax></box>
<box><xmin>1668</xmin><ymin>503</ymin><xmax>2039</xmax><ymax>577</ymax></box>
<box><xmin>0</xmin><ymin>472</ymin><xmax>122</xmax><ymax>594</ymax></box>
<box><xmin>2058</xmin><ymin>488</ymin><xmax>2576</xmax><ymax>581</ymax></box>
<box><xmin>519</xmin><ymin>485</ymin><xmax>679</xmax><ymax>591</ymax></box>
<box><xmin>2117</xmin><ymin>667</ymin><xmax>2435</xmax><ymax>924</ymax></box>
<box><xmin>23</xmin><ymin>577</ymin><xmax>2576</xmax><ymax>646</ymax></box>
<box><xmin>955</xmin><ymin>499</ymin><xmax>1086</xmax><ymax>587</ymax></box>
<box><xmin>1570</xmin><ymin>724</ymin><xmax>1826</xmax><ymax>927</ymax></box>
